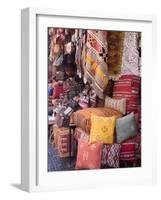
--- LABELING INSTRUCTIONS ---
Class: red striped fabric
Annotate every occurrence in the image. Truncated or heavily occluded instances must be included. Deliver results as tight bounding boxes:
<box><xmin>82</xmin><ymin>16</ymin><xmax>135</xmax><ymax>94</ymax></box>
<box><xmin>120</xmin><ymin>143</ymin><xmax>136</xmax><ymax>161</ymax></box>
<box><xmin>112</xmin><ymin>75</ymin><xmax>141</xmax><ymax>114</ymax></box>
<box><xmin>125</xmin><ymin>135</ymin><xmax>141</xmax><ymax>157</ymax></box>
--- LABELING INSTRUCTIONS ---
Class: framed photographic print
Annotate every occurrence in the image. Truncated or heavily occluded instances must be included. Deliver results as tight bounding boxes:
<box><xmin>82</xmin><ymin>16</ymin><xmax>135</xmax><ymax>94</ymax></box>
<box><xmin>21</xmin><ymin>7</ymin><xmax>156</xmax><ymax>192</ymax></box>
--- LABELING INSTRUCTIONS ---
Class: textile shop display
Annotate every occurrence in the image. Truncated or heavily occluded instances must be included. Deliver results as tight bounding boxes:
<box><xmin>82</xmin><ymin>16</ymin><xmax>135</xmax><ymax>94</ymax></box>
<box><xmin>73</xmin><ymin>126</ymin><xmax>141</xmax><ymax>168</ymax></box>
<box><xmin>48</xmin><ymin>27</ymin><xmax>142</xmax><ymax>172</ymax></box>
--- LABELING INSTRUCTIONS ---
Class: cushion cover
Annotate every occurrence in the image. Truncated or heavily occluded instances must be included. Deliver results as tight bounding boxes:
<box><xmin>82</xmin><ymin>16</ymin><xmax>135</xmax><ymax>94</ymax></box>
<box><xmin>116</xmin><ymin>112</ymin><xmax>137</xmax><ymax>143</ymax></box>
<box><xmin>105</xmin><ymin>96</ymin><xmax>126</xmax><ymax>114</ymax></box>
<box><xmin>101</xmin><ymin>144</ymin><xmax>121</xmax><ymax>168</ymax></box>
<box><xmin>89</xmin><ymin>114</ymin><xmax>116</xmax><ymax>144</ymax></box>
<box><xmin>120</xmin><ymin>143</ymin><xmax>136</xmax><ymax>161</ymax></box>
<box><xmin>75</xmin><ymin>140</ymin><xmax>103</xmax><ymax>169</ymax></box>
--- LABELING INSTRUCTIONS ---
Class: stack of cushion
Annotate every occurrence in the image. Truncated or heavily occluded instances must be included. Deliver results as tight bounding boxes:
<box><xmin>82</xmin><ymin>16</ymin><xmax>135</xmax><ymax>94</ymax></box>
<box><xmin>112</xmin><ymin>74</ymin><xmax>141</xmax><ymax>114</ymax></box>
<box><xmin>74</xmin><ymin>75</ymin><xmax>141</xmax><ymax>170</ymax></box>
<box><xmin>75</xmin><ymin>112</ymin><xmax>140</xmax><ymax>169</ymax></box>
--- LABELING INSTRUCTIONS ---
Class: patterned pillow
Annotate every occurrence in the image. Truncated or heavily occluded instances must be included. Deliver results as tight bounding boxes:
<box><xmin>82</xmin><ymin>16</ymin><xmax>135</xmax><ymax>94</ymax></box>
<box><xmin>75</xmin><ymin>140</ymin><xmax>103</xmax><ymax>169</ymax></box>
<box><xmin>116</xmin><ymin>112</ymin><xmax>137</xmax><ymax>143</ymax></box>
<box><xmin>120</xmin><ymin>143</ymin><xmax>136</xmax><ymax>161</ymax></box>
<box><xmin>104</xmin><ymin>96</ymin><xmax>126</xmax><ymax>114</ymax></box>
<box><xmin>89</xmin><ymin>114</ymin><xmax>116</xmax><ymax>144</ymax></box>
<box><xmin>101</xmin><ymin>144</ymin><xmax>121</xmax><ymax>168</ymax></box>
<box><xmin>124</xmin><ymin>135</ymin><xmax>141</xmax><ymax>159</ymax></box>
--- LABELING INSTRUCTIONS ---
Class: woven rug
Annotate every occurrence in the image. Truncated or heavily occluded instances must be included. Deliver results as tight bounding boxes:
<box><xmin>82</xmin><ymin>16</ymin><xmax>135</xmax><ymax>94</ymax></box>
<box><xmin>84</xmin><ymin>30</ymin><xmax>109</xmax><ymax>99</ymax></box>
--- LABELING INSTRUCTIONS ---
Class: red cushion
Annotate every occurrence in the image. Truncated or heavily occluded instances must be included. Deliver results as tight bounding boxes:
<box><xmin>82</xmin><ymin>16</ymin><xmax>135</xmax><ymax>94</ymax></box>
<box><xmin>75</xmin><ymin>140</ymin><xmax>103</xmax><ymax>169</ymax></box>
<box><xmin>124</xmin><ymin>135</ymin><xmax>141</xmax><ymax>156</ymax></box>
<box><xmin>120</xmin><ymin>143</ymin><xmax>136</xmax><ymax>161</ymax></box>
<box><xmin>112</xmin><ymin>75</ymin><xmax>141</xmax><ymax>114</ymax></box>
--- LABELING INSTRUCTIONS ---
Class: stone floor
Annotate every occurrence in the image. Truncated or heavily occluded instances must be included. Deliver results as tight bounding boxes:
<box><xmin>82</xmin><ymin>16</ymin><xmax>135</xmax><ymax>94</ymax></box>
<box><xmin>48</xmin><ymin>140</ymin><xmax>76</xmax><ymax>172</ymax></box>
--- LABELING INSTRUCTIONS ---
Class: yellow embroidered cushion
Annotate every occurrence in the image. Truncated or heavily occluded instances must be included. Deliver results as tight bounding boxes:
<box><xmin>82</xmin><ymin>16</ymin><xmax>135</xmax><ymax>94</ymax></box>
<box><xmin>89</xmin><ymin>114</ymin><xmax>116</xmax><ymax>144</ymax></box>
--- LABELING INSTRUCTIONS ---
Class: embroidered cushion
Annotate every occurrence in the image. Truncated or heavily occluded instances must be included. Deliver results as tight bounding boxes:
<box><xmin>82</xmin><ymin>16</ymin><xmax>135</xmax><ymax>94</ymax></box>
<box><xmin>104</xmin><ymin>96</ymin><xmax>126</xmax><ymax>114</ymax></box>
<box><xmin>89</xmin><ymin>114</ymin><xmax>116</xmax><ymax>144</ymax></box>
<box><xmin>75</xmin><ymin>140</ymin><xmax>103</xmax><ymax>169</ymax></box>
<box><xmin>116</xmin><ymin>112</ymin><xmax>137</xmax><ymax>143</ymax></box>
<box><xmin>101</xmin><ymin>144</ymin><xmax>121</xmax><ymax>168</ymax></box>
<box><xmin>120</xmin><ymin>143</ymin><xmax>136</xmax><ymax>161</ymax></box>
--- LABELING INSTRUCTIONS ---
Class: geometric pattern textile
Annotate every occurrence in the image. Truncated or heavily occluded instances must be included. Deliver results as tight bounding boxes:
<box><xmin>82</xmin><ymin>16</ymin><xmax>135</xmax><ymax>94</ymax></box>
<box><xmin>101</xmin><ymin>144</ymin><xmax>121</xmax><ymax>168</ymax></box>
<box><xmin>85</xmin><ymin>30</ymin><xmax>109</xmax><ymax>99</ymax></box>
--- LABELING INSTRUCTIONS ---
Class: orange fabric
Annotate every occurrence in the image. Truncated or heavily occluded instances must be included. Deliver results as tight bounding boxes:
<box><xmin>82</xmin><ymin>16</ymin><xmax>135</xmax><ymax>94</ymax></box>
<box><xmin>75</xmin><ymin>140</ymin><xmax>103</xmax><ymax>169</ymax></box>
<box><xmin>70</xmin><ymin>107</ymin><xmax>122</xmax><ymax>134</ymax></box>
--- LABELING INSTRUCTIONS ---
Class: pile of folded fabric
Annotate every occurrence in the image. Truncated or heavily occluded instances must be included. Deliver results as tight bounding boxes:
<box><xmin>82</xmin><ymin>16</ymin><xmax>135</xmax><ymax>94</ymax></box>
<box><xmin>47</xmin><ymin>28</ymin><xmax>142</xmax><ymax>171</ymax></box>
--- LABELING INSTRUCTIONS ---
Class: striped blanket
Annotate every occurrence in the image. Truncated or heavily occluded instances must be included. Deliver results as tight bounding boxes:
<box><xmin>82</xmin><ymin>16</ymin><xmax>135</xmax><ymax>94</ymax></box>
<box><xmin>85</xmin><ymin>30</ymin><xmax>109</xmax><ymax>99</ymax></box>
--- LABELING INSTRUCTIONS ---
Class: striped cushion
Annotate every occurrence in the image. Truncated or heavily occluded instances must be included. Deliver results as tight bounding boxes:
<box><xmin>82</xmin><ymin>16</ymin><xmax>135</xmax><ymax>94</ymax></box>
<box><xmin>105</xmin><ymin>96</ymin><xmax>126</xmax><ymax>114</ymax></box>
<box><xmin>120</xmin><ymin>143</ymin><xmax>136</xmax><ymax>161</ymax></box>
<box><xmin>112</xmin><ymin>75</ymin><xmax>141</xmax><ymax>114</ymax></box>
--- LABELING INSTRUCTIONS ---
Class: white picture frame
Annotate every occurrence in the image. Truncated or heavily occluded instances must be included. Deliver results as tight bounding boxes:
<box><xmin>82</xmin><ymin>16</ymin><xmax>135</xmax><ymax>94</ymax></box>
<box><xmin>21</xmin><ymin>7</ymin><xmax>157</xmax><ymax>192</ymax></box>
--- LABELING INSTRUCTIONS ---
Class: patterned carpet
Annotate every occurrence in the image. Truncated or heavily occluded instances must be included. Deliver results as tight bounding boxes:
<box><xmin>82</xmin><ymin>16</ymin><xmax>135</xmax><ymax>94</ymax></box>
<box><xmin>48</xmin><ymin>140</ymin><xmax>76</xmax><ymax>172</ymax></box>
